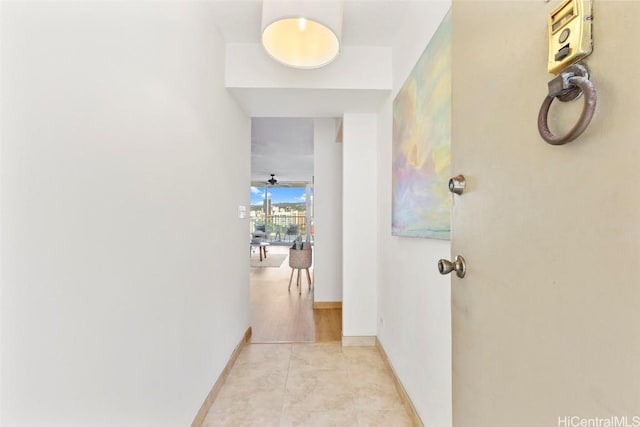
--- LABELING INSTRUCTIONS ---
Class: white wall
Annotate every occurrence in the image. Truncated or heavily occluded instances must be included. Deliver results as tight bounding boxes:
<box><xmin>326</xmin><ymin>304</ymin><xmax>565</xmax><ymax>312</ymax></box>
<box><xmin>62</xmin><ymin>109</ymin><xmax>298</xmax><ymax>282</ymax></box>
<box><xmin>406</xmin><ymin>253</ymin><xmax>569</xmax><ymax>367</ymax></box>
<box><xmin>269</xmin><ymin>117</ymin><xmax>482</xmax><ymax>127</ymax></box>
<box><xmin>0</xmin><ymin>2</ymin><xmax>250</xmax><ymax>426</ymax></box>
<box><xmin>225</xmin><ymin>43</ymin><xmax>392</xmax><ymax>117</ymax></box>
<box><xmin>342</xmin><ymin>113</ymin><xmax>378</xmax><ymax>337</ymax></box>
<box><xmin>313</xmin><ymin>119</ymin><xmax>343</xmax><ymax>303</ymax></box>
<box><xmin>226</xmin><ymin>43</ymin><xmax>392</xmax><ymax>90</ymax></box>
<box><xmin>376</xmin><ymin>1</ymin><xmax>453</xmax><ymax>426</ymax></box>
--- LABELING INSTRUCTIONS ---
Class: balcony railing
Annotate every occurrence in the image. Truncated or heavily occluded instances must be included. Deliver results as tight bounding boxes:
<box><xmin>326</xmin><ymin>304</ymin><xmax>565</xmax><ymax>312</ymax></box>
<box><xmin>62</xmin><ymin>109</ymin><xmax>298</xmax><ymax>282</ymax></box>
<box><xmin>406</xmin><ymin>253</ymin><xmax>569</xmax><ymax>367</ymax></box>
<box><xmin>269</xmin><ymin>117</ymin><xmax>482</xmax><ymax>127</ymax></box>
<box><xmin>251</xmin><ymin>214</ymin><xmax>311</xmax><ymax>242</ymax></box>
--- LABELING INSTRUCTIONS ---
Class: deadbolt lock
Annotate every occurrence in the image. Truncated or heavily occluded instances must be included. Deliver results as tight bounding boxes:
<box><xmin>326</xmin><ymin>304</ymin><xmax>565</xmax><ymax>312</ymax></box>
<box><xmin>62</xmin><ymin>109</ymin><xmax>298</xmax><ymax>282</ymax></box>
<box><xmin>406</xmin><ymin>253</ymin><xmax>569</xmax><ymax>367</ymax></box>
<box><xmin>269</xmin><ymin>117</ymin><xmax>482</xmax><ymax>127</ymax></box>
<box><xmin>449</xmin><ymin>175</ymin><xmax>466</xmax><ymax>195</ymax></box>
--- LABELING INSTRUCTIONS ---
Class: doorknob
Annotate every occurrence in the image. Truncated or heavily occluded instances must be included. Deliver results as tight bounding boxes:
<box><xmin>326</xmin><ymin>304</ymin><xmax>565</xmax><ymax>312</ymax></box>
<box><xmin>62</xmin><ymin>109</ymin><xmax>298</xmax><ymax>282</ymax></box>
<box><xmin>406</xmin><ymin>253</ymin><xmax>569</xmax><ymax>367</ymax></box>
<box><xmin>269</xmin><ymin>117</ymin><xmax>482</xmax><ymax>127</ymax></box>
<box><xmin>438</xmin><ymin>255</ymin><xmax>466</xmax><ymax>278</ymax></box>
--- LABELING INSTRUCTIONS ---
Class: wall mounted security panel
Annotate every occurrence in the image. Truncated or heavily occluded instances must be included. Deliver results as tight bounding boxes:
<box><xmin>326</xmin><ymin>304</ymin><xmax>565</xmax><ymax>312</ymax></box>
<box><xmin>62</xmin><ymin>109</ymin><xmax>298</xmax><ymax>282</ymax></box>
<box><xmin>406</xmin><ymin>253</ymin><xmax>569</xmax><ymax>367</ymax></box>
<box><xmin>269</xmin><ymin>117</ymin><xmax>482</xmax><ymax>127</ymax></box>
<box><xmin>548</xmin><ymin>0</ymin><xmax>593</xmax><ymax>74</ymax></box>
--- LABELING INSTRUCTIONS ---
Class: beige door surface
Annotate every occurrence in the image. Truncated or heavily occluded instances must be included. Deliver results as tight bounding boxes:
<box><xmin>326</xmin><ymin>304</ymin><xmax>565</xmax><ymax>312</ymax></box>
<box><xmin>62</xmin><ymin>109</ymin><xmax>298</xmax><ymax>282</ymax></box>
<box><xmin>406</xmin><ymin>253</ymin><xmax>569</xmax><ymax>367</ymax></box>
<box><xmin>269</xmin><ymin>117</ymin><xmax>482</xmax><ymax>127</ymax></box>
<box><xmin>451</xmin><ymin>1</ymin><xmax>640</xmax><ymax>426</ymax></box>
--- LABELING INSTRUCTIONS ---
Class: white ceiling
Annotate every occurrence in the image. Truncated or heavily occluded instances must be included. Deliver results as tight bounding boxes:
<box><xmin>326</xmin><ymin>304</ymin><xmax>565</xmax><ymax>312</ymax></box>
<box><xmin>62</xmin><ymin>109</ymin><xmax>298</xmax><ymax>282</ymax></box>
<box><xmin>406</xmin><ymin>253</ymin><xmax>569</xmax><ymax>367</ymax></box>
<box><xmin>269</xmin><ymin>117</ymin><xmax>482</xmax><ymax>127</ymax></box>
<box><xmin>210</xmin><ymin>1</ymin><xmax>410</xmax><ymax>46</ymax></box>
<box><xmin>251</xmin><ymin>118</ymin><xmax>315</xmax><ymax>183</ymax></box>
<box><xmin>213</xmin><ymin>0</ymin><xmax>419</xmax><ymax>183</ymax></box>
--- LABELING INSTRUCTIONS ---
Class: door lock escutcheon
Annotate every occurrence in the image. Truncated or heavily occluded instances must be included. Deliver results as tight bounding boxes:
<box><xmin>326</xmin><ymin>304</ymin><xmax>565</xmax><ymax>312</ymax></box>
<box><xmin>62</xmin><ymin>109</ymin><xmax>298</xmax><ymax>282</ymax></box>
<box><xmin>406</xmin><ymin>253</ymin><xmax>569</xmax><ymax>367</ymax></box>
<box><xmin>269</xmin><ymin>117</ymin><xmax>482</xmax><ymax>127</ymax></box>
<box><xmin>438</xmin><ymin>255</ymin><xmax>466</xmax><ymax>278</ymax></box>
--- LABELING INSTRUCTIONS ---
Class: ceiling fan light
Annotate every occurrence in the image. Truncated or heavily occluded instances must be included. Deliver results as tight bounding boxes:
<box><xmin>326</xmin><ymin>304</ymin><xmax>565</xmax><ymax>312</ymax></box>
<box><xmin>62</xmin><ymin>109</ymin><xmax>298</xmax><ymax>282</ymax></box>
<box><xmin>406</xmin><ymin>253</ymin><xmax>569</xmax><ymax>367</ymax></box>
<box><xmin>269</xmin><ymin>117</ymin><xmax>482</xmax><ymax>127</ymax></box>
<box><xmin>261</xmin><ymin>0</ymin><xmax>343</xmax><ymax>69</ymax></box>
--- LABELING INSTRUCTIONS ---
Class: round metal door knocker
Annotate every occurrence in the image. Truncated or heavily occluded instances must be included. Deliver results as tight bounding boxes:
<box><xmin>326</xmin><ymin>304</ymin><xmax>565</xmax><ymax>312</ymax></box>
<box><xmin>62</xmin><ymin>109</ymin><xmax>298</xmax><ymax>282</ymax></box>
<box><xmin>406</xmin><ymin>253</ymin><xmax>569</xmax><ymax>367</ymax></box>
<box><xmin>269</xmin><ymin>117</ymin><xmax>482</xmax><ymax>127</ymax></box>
<box><xmin>537</xmin><ymin>63</ymin><xmax>597</xmax><ymax>145</ymax></box>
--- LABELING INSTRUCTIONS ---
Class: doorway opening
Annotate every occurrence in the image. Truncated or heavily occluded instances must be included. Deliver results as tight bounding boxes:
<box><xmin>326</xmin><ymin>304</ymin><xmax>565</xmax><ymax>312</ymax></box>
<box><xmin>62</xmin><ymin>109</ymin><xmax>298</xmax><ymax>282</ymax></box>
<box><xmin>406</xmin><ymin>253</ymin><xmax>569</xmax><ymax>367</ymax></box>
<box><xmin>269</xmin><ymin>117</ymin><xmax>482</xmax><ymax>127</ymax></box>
<box><xmin>248</xmin><ymin>117</ymin><xmax>340</xmax><ymax>343</ymax></box>
<box><xmin>249</xmin><ymin>181</ymin><xmax>316</xmax><ymax>342</ymax></box>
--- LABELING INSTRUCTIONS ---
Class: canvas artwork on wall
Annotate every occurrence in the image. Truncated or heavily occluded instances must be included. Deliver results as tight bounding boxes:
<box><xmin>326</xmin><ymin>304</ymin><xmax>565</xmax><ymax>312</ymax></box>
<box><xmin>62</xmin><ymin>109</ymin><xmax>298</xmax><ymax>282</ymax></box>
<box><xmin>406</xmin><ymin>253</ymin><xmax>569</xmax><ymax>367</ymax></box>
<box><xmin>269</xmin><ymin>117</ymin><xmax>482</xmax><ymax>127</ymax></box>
<box><xmin>392</xmin><ymin>10</ymin><xmax>452</xmax><ymax>239</ymax></box>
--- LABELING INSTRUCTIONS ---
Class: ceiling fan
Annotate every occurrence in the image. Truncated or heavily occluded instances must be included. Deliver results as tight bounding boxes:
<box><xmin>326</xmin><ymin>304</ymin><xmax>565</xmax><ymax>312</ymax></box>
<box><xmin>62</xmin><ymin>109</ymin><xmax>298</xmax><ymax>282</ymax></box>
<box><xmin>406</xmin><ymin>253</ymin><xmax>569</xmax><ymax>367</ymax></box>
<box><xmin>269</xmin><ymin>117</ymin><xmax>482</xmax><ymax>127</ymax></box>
<box><xmin>260</xmin><ymin>173</ymin><xmax>294</xmax><ymax>187</ymax></box>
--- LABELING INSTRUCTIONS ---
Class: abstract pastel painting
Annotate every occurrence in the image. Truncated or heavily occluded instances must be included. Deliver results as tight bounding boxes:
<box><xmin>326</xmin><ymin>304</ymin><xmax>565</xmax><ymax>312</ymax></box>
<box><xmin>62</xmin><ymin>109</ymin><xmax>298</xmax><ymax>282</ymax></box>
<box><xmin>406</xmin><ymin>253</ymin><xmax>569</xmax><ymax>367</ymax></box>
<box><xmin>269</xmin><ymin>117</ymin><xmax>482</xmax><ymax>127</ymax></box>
<box><xmin>392</xmin><ymin>10</ymin><xmax>451</xmax><ymax>239</ymax></box>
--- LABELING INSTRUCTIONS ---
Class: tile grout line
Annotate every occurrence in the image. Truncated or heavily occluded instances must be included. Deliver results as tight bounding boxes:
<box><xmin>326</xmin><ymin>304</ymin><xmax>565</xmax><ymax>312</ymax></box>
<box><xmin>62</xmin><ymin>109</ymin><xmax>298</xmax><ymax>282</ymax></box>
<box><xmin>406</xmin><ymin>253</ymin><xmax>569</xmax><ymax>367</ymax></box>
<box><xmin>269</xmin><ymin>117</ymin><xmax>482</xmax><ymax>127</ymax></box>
<box><xmin>342</xmin><ymin>345</ymin><xmax>363</xmax><ymax>427</ymax></box>
<box><xmin>278</xmin><ymin>343</ymin><xmax>294</xmax><ymax>426</ymax></box>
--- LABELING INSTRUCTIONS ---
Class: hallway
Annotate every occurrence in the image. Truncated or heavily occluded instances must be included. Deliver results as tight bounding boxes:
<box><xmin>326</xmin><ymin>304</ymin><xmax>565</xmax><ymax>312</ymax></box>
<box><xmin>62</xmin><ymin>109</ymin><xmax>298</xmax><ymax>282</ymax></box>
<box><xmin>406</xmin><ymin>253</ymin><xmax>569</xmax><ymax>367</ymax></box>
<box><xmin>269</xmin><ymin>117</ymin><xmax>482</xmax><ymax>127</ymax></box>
<box><xmin>250</xmin><ymin>245</ymin><xmax>315</xmax><ymax>342</ymax></box>
<box><xmin>202</xmin><ymin>343</ymin><xmax>414</xmax><ymax>426</ymax></box>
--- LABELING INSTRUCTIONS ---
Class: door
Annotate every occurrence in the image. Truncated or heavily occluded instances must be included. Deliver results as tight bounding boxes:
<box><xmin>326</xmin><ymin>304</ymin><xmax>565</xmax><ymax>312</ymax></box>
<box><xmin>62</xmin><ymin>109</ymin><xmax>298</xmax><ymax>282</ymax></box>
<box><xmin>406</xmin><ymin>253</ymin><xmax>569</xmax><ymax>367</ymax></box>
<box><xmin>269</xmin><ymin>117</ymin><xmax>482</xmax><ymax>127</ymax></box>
<box><xmin>451</xmin><ymin>1</ymin><xmax>640</xmax><ymax>426</ymax></box>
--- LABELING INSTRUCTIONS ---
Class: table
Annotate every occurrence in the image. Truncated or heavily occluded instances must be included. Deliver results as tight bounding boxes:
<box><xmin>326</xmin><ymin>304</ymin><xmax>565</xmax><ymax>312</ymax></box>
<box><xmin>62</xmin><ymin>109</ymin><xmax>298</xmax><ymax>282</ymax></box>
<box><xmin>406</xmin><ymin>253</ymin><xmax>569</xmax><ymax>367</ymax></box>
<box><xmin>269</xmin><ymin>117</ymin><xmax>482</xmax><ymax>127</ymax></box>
<box><xmin>250</xmin><ymin>241</ymin><xmax>270</xmax><ymax>261</ymax></box>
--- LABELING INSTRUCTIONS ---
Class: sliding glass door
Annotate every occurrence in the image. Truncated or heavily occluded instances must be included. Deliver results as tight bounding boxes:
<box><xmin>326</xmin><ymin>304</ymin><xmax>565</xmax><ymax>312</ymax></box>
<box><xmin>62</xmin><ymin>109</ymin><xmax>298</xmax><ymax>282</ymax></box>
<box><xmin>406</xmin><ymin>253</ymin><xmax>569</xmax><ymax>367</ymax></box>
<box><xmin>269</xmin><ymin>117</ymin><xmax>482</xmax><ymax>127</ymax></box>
<box><xmin>250</xmin><ymin>183</ymin><xmax>313</xmax><ymax>243</ymax></box>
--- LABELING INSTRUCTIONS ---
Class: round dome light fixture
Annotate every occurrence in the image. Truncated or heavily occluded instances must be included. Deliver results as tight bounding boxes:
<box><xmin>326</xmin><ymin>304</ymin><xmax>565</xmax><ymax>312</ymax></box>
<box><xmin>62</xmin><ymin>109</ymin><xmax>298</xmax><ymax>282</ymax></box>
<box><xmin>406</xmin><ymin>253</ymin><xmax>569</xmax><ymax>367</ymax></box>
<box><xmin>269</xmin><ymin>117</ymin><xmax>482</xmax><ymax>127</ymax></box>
<box><xmin>261</xmin><ymin>0</ymin><xmax>343</xmax><ymax>69</ymax></box>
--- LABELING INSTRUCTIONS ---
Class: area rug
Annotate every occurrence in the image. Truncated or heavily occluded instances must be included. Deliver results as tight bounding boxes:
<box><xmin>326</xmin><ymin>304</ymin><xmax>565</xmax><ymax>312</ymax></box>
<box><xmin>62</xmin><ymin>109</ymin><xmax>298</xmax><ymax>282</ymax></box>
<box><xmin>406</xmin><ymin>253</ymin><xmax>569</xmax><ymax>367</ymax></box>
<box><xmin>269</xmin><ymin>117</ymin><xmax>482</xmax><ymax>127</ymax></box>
<box><xmin>250</xmin><ymin>253</ymin><xmax>287</xmax><ymax>268</ymax></box>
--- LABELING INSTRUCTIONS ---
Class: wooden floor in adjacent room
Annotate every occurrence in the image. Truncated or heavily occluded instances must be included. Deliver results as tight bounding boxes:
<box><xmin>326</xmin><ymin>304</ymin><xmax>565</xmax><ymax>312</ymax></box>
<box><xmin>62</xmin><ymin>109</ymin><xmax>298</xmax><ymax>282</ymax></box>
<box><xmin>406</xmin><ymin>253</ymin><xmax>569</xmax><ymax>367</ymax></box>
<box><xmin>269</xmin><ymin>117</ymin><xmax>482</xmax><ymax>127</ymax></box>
<box><xmin>250</xmin><ymin>245</ymin><xmax>341</xmax><ymax>343</ymax></box>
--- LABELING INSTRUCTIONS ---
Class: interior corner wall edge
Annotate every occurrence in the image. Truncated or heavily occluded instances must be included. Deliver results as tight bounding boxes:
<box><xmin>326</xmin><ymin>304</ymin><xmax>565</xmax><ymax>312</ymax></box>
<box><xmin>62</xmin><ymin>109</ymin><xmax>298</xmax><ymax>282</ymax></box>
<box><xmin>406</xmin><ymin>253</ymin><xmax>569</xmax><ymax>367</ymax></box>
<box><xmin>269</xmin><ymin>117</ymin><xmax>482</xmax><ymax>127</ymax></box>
<box><xmin>0</xmin><ymin>2</ymin><xmax>250</xmax><ymax>425</ymax></box>
<box><xmin>313</xmin><ymin>118</ymin><xmax>343</xmax><ymax>302</ymax></box>
<box><xmin>375</xmin><ymin>1</ymin><xmax>453</xmax><ymax>426</ymax></box>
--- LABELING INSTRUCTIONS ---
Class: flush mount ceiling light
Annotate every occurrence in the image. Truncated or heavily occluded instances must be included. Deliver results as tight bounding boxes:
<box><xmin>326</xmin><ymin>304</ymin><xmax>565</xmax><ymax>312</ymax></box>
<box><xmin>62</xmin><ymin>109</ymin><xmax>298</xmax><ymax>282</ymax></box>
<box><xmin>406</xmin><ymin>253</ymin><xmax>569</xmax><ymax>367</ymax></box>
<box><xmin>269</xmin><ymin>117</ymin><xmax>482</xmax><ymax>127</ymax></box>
<box><xmin>261</xmin><ymin>0</ymin><xmax>343</xmax><ymax>69</ymax></box>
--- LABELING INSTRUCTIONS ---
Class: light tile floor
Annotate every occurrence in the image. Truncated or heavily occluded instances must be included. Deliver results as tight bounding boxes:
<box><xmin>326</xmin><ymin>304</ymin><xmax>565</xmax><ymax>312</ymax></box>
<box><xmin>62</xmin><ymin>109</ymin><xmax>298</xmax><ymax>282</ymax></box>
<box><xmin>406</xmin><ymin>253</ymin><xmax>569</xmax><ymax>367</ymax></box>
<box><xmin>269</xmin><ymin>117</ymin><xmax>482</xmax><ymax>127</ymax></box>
<box><xmin>203</xmin><ymin>343</ymin><xmax>414</xmax><ymax>427</ymax></box>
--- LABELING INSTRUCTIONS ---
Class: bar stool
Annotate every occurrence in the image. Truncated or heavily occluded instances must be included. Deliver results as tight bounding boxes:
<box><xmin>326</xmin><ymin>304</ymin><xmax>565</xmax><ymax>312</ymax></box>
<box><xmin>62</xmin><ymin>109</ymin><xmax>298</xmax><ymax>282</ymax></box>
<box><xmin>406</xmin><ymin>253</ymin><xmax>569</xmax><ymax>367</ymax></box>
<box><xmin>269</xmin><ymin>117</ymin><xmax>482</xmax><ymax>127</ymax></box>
<box><xmin>288</xmin><ymin>246</ymin><xmax>312</xmax><ymax>295</ymax></box>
